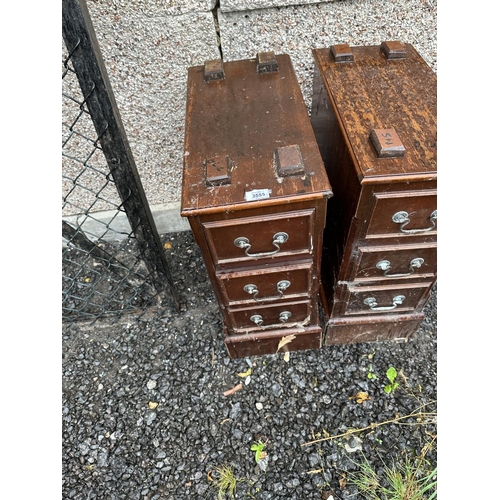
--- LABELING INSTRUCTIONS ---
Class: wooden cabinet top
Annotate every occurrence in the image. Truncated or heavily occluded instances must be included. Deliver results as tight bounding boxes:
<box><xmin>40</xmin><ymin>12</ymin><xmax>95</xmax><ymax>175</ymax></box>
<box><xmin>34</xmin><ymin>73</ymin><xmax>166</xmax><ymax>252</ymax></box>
<box><xmin>312</xmin><ymin>43</ymin><xmax>437</xmax><ymax>183</ymax></box>
<box><xmin>181</xmin><ymin>53</ymin><xmax>332</xmax><ymax>216</ymax></box>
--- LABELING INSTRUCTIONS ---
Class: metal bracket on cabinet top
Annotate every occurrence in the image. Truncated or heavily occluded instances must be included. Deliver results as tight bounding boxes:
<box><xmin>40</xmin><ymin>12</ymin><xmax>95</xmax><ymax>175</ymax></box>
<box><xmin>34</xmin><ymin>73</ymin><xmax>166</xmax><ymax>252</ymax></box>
<box><xmin>204</xmin><ymin>59</ymin><xmax>225</xmax><ymax>81</ymax></box>
<box><xmin>256</xmin><ymin>51</ymin><xmax>279</xmax><ymax>73</ymax></box>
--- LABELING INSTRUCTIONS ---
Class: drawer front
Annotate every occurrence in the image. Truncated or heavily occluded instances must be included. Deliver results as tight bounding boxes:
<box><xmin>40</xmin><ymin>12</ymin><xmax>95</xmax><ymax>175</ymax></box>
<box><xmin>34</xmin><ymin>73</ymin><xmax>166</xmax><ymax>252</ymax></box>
<box><xmin>352</xmin><ymin>243</ymin><xmax>437</xmax><ymax>283</ymax></box>
<box><xmin>217</xmin><ymin>261</ymin><xmax>313</xmax><ymax>305</ymax></box>
<box><xmin>325</xmin><ymin>312</ymin><xmax>425</xmax><ymax>345</ymax></box>
<box><xmin>228</xmin><ymin>300</ymin><xmax>311</xmax><ymax>332</ymax></box>
<box><xmin>202</xmin><ymin>209</ymin><xmax>315</xmax><ymax>267</ymax></box>
<box><xmin>225</xmin><ymin>327</ymin><xmax>322</xmax><ymax>358</ymax></box>
<box><xmin>364</xmin><ymin>190</ymin><xmax>437</xmax><ymax>240</ymax></box>
<box><xmin>341</xmin><ymin>282</ymin><xmax>432</xmax><ymax>316</ymax></box>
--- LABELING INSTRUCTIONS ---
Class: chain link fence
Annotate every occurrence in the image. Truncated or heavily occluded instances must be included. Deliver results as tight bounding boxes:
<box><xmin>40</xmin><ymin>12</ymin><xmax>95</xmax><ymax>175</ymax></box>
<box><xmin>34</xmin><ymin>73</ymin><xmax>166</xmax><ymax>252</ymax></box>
<box><xmin>62</xmin><ymin>0</ymin><xmax>178</xmax><ymax>322</ymax></box>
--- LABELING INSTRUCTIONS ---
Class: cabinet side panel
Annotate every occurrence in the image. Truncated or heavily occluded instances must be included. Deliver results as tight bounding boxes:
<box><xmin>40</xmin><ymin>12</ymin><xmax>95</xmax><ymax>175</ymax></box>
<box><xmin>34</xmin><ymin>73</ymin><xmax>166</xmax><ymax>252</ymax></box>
<box><xmin>311</xmin><ymin>66</ymin><xmax>361</xmax><ymax>315</ymax></box>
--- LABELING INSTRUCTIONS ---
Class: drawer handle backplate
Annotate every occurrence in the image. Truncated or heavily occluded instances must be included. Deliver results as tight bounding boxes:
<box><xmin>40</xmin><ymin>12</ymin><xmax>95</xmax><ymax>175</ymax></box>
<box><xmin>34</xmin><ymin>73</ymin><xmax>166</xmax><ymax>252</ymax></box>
<box><xmin>234</xmin><ymin>232</ymin><xmax>289</xmax><ymax>258</ymax></box>
<box><xmin>249</xmin><ymin>310</ymin><xmax>292</xmax><ymax>328</ymax></box>
<box><xmin>243</xmin><ymin>280</ymin><xmax>291</xmax><ymax>301</ymax></box>
<box><xmin>364</xmin><ymin>295</ymin><xmax>406</xmax><ymax>311</ymax></box>
<box><xmin>392</xmin><ymin>210</ymin><xmax>437</xmax><ymax>234</ymax></box>
<box><xmin>376</xmin><ymin>258</ymin><xmax>424</xmax><ymax>278</ymax></box>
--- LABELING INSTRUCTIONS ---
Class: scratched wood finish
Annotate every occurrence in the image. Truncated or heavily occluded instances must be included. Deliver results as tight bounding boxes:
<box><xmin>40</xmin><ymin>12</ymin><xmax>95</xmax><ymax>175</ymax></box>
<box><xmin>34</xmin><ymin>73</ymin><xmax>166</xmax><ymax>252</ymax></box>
<box><xmin>217</xmin><ymin>260</ymin><xmax>313</xmax><ymax>305</ymax></box>
<box><xmin>339</xmin><ymin>281</ymin><xmax>433</xmax><ymax>316</ymax></box>
<box><xmin>181</xmin><ymin>54</ymin><xmax>331</xmax><ymax>215</ymax></box>
<box><xmin>311</xmin><ymin>42</ymin><xmax>437</xmax><ymax>345</ymax></box>
<box><xmin>326</xmin><ymin>312</ymin><xmax>425</xmax><ymax>345</ymax></box>
<box><xmin>312</xmin><ymin>44</ymin><xmax>437</xmax><ymax>182</ymax></box>
<box><xmin>224</xmin><ymin>325</ymin><xmax>322</xmax><ymax>358</ymax></box>
<box><xmin>352</xmin><ymin>243</ymin><xmax>437</xmax><ymax>283</ymax></box>
<box><xmin>182</xmin><ymin>53</ymin><xmax>332</xmax><ymax>358</ymax></box>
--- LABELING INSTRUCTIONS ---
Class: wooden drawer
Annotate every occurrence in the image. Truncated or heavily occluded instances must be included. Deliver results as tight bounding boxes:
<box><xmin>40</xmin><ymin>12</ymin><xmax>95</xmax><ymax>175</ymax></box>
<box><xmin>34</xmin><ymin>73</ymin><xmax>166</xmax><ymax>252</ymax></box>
<box><xmin>217</xmin><ymin>261</ymin><xmax>313</xmax><ymax>305</ymax></box>
<box><xmin>202</xmin><ymin>209</ymin><xmax>315</xmax><ymax>268</ymax></box>
<box><xmin>351</xmin><ymin>243</ymin><xmax>436</xmax><ymax>283</ymax></box>
<box><xmin>340</xmin><ymin>282</ymin><xmax>432</xmax><ymax>316</ymax></box>
<box><xmin>325</xmin><ymin>311</ymin><xmax>425</xmax><ymax>345</ymax></box>
<box><xmin>227</xmin><ymin>299</ymin><xmax>311</xmax><ymax>332</ymax></box>
<box><xmin>225</xmin><ymin>326</ymin><xmax>322</xmax><ymax>358</ymax></box>
<box><xmin>364</xmin><ymin>189</ymin><xmax>437</xmax><ymax>240</ymax></box>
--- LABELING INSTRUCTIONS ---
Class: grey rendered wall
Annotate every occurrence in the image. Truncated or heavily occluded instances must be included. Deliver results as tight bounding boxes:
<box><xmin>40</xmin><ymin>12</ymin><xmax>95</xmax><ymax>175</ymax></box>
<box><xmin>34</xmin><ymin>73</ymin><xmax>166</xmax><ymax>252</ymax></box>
<box><xmin>63</xmin><ymin>0</ymin><xmax>436</xmax><ymax>236</ymax></box>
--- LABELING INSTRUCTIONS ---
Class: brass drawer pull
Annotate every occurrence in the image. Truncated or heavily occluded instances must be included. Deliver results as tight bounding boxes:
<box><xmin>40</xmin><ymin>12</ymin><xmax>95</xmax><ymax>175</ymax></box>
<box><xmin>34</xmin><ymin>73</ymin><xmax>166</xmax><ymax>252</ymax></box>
<box><xmin>392</xmin><ymin>210</ymin><xmax>437</xmax><ymax>234</ymax></box>
<box><xmin>364</xmin><ymin>295</ymin><xmax>405</xmax><ymax>311</ymax></box>
<box><xmin>249</xmin><ymin>310</ymin><xmax>292</xmax><ymax>328</ymax></box>
<box><xmin>234</xmin><ymin>232</ymin><xmax>289</xmax><ymax>257</ymax></box>
<box><xmin>243</xmin><ymin>280</ymin><xmax>291</xmax><ymax>301</ymax></box>
<box><xmin>376</xmin><ymin>258</ymin><xmax>424</xmax><ymax>278</ymax></box>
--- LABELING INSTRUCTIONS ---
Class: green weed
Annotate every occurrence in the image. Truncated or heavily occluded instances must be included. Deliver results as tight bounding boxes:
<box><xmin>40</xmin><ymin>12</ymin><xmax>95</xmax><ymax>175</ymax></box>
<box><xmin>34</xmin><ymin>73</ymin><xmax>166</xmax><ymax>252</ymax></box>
<box><xmin>348</xmin><ymin>439</ymin><xmax>437</xmax><ymax>500</ymax></box>
<box><xmin>250</xmin><ymin>439</ymin><xmax>267</xmax><ymax>463</ymax></box>
<box><xmin>367</xmin><ymin>364</ymin><xmax>377</xmax><ymax>380</ymax></box>
<box><xmin>384</xmin><ymin>367</ymin><xmax>400</xmax><ymax>394</ymax></box>
<box><xmin>350</xmin><ymin>457</ymin><xmax>436</xmax><ymax>500</ymax></box>
<box><xmin>212</xmin><ymin>464</ymin><xmax>240</xmax><ymax>499</ymax></box>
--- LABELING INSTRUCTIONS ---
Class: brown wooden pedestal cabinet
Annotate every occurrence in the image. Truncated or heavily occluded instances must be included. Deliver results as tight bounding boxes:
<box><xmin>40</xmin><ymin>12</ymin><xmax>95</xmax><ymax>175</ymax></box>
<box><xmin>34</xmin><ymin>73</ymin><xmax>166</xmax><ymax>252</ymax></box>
<box><xmin>310</xmin><ymin>41</ymin><xmax>437</xmax><ymax>345</ymax></box>
<box><xmin>181</xmin><ymin>52</ymin><xmax>332</xmax><ymax>358</ymax></box>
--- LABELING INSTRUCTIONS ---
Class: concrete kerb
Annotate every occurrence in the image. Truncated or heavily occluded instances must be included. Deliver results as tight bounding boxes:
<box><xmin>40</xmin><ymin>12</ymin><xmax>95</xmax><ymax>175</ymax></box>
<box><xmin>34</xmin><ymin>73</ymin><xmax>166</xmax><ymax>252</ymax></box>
<box><xmin>62</xmin><ymin>202</ymin><xmax>190</xmax><ymax>245</ymax></box>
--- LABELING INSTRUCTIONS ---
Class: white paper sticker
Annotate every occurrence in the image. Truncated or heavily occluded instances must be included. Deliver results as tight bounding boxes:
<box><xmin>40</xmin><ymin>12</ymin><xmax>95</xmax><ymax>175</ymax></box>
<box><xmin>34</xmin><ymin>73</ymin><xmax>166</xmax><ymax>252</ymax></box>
<box><xmin>244</xmin><ymin>189</ymin><xmax>272</xmax><ymax>202</ymax></box>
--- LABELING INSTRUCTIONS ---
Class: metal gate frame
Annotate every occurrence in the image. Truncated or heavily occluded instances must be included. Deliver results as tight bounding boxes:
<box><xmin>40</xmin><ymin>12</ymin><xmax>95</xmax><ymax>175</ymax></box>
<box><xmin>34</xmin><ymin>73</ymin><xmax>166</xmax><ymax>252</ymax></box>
<box><xmin>62</xmin><ymin>0</ymin><xmax>179</xmax><ymax>314</ymax></box>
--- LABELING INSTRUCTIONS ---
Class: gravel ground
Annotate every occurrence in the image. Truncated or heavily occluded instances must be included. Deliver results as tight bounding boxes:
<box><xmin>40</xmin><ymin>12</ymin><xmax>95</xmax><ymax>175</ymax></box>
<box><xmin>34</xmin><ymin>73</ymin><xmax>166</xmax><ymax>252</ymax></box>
<box><xmin>62</xmin><ymin>230</ymin><xmax>437</xmax><ymax>500</ymax></box>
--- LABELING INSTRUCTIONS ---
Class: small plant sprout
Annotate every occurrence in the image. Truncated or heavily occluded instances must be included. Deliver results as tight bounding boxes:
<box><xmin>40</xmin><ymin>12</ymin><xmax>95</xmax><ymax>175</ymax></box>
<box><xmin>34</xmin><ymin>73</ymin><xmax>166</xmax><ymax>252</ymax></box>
<box><xmin>384</xmin><ymin>367</ymin><xmax>400</xmax><ymax>394</ymax></box>
<box><xmin>250</xmin><ymin>439</ymin><xmax>268</xmax><ymax>463</ymax></box>
<box><xmin>367</xmin><ymin>364</ymin><xmax>377</xmax><ymax>380</ymax></box>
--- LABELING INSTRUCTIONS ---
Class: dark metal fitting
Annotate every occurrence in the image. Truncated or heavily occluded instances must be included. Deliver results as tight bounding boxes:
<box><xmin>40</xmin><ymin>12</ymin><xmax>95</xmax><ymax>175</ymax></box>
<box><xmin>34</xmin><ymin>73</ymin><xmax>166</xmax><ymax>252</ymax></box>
<box><xmin>275</xmin><ymin>145</ymin><xmax>305</xmax><ymax>177</ymax></box>
<box><xmin>330</xmin><ymin>44</ymin><xmax>354</xmax><ymax>63</ymax></box>
<box><xmin>381</xmin><ymin>41</ymin><xmax>407</xmax><ymax>60</ymax></box>
<box><xmin>256</xmin><ymin>51</ymin><xmax>279</xmax><ymax>73</ymax></box>
<box><xmin>204</xmin><ymin>59</ymin><xmax>225</xmax><ymax>81</ymax></box>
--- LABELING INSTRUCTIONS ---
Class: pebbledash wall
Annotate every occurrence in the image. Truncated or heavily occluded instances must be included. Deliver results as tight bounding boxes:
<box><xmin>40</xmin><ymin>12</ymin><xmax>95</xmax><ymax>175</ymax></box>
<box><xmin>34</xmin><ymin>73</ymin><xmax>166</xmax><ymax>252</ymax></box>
<box><xmin>65</xmin><ymin>0</ymin><xmax>437</xmax><ymax>238</ymax></box>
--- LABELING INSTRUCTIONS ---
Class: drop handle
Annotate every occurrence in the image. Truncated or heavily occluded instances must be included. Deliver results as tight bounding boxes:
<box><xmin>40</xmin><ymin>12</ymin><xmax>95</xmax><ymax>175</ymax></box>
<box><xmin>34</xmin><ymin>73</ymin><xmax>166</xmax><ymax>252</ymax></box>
<box><xmin>249</xmin><ymin>311</ymin><xmax>293</xmax><ymax>328</ymax></box>
<box><xmin>279</xmin><ymin>311</ymin><xmax>292</xmax><ymax>322</ymax></box>
<box><xmin>250</xmin><ymin>314</ymin><xmax>264</xmax><ymax>327</ymax></box>
<box><xmin>234</xmin><ymin>232</ymin><xmax>289</xmax><ymax>258</ymax></box>
<box><xmin>392</xmin><ymin>210</ymin><xmax>437</xmax><ymax>234</ymax></box>
<box><xmin>376</xmin><ymin>258</ymin><xmax>424</xmax><ymax>278</ymax></box>
<box><xmin>243</xmin><ymin>280</ymin><xmax>291</xmax><ymax>301</ymax></box>
<box><xmin>364</xmin><ymin>295</ymin><xmax>405</xmax><ymax>311</ymax></box>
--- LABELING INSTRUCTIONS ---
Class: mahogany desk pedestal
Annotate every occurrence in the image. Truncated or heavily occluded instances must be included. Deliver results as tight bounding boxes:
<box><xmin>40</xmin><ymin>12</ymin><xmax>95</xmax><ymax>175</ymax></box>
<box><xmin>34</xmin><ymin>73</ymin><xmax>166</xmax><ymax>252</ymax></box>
<box><xmin>181</xmin><ymin>53</ymin><xmax>332</xmax><ymax>358</ymax></box>
<box><xmin>310</xmin><ymin>42</ymin><xmax>437</xmax><ymax>345</ymax></box>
